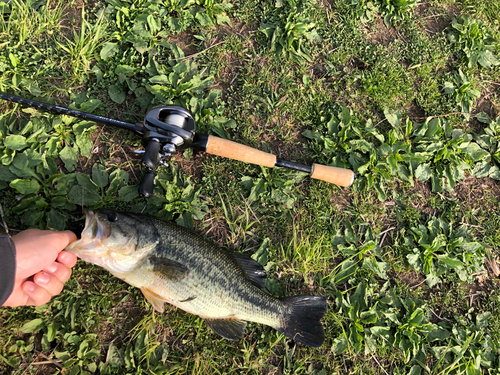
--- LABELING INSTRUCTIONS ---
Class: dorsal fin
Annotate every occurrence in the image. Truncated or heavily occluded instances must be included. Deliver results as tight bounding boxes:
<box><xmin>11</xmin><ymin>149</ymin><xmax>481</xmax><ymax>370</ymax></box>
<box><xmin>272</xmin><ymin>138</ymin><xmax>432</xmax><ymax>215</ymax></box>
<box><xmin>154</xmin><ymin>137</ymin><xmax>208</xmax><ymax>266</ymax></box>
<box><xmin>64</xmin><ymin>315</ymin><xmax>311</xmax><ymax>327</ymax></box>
<box><xmin>230</xmin><ymin>252</ymin><xmax>267</xmax><ymax>289</ymax></box>
<box><xmin>204</xmin><ymin>318</ymin><xmax>247</xmax><ymax>341</ymax></box>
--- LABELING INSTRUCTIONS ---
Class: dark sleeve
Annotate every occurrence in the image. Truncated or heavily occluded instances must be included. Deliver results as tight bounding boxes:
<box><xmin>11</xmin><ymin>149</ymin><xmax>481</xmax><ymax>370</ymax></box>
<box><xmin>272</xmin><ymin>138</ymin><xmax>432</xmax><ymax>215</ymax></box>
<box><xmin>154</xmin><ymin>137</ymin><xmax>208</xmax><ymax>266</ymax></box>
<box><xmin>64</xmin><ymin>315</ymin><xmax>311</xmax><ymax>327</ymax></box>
<box><xmin>0</xmin><ymin>235</ymin><xmax>16</xmax><ymax>306</ymax></box>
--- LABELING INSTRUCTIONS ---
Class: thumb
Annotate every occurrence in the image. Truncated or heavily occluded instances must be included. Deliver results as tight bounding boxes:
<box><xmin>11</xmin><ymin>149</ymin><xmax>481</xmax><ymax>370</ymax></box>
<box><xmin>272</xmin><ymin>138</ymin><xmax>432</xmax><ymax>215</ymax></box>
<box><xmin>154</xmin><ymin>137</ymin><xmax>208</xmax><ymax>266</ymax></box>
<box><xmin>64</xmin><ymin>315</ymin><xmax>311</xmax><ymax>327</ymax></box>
<box><xmin>12</xmin><ymin>230</ymin><xmax>78</xmax><ymax>278</ymax></box>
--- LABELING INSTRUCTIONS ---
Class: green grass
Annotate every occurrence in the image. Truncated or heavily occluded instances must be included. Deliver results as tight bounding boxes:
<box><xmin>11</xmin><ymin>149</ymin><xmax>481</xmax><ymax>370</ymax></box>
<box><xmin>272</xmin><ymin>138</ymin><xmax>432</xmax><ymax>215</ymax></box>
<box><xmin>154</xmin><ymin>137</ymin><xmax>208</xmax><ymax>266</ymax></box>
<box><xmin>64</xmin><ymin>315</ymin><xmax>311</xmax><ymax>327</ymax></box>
<box><xmin>1</xmin><ymin>0</ymin><xmax>500</xmax><ymax>373</ymax></box>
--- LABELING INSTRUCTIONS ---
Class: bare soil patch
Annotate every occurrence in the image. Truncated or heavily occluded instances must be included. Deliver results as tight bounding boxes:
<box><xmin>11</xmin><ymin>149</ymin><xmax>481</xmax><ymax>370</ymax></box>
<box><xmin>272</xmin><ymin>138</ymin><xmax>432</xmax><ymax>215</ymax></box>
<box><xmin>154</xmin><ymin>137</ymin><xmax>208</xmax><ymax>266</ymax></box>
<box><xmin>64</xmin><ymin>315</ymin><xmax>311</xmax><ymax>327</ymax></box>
<box><xmin>360</xmin><ymin>16</ymin><xmax>398</xmax><ymax>45</ymax></box>
<box><xmin>397</xmin><ymin>269</ymin><xmax>426</xmax><ymax>288</ymax></box>
<box><xmin>405</xmin><ymin>101</ymin><xmax>428</xmax><ymax>122</ymax></box>
<box><xmin>453</xmin><ymin>176</ymin><xmax>500</xmax><ymax>204</ymax></box>
<box><xmin>416</xmin><ymin>3</ymin><xmax>460</xmax><ymax>36</ymax></box>
<box><xmin>59</xmin><ymin>0</ymin><xmax>84</xmax><ymax>37</ymax></box>
<box><xmin>168</xmin><ymin>31</ymin><xmax>199</xmax><ymax>57</ymax></box>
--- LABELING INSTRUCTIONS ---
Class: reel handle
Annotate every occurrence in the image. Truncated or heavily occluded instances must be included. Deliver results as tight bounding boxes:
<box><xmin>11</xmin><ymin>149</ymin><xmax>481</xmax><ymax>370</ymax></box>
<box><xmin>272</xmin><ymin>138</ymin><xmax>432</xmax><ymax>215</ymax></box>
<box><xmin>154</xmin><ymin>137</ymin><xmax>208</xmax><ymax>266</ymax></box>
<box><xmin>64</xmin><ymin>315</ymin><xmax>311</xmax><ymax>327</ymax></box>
<box><xmin>139</xmin><ymin>171</ymin><xmax>155</xmax><ymax>198</ymax></box>
<box><xmin>142</xmin><ymin>138</ymin><xmax>161</xmax><ymax>171</ymax></box>
<box><xmin>139</xmin><ymin>139</ymin><xmax>162</xmax><ymax>198</ymax></box>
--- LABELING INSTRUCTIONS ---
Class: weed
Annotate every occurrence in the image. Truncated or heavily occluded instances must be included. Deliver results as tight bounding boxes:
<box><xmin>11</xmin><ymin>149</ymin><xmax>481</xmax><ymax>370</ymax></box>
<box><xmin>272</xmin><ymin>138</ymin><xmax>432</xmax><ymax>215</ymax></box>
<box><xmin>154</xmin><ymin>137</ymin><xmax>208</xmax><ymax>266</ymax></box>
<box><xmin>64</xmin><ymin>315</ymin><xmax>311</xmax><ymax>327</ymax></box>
<box><xmin>447</xmin><ymin>14</ymin><xmax>500</xmax><ymax>69</ymax></box>
<box><xmin>443</xmin><ymin>68</ymin><xmax>481</xmax><ymax>120</ymax></box>
<box><xmin>352</xmin><ymin>0</ymin><xmax>420</xmax><ymax>27</ymax></box>
<box><xmin>55</xmin><ymin>7</ymin><xmax>107</xmax><ymax>82</ymax></box>
<box><xmin>261</xmin><ymin>14</ymin><xmax>320</xmax><ymax>63</ymax></box>
<box><xmin>399</xmin><ymin>217</ymin><xmax>486</xmax><ymax>287</ymax></box>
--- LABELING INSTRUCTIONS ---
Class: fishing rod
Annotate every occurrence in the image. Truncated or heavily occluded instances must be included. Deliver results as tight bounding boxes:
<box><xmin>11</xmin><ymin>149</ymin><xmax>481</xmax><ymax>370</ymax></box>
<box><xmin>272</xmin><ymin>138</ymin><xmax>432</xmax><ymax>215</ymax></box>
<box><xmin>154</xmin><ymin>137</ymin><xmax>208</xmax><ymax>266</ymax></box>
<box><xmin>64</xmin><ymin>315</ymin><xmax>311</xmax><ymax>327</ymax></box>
<box><xmin>0</xmin><ymin>92</ymin><xmax>354</xmax><ymax>198</ymax></box>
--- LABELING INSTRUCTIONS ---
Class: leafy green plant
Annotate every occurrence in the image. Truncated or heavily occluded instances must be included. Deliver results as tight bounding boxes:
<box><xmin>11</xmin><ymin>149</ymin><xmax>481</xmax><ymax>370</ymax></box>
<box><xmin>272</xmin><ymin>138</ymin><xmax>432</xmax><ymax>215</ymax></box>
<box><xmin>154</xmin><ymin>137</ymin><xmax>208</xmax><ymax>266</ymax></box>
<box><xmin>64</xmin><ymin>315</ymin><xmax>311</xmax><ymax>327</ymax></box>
<box><xmin>303</xmin><ymin>104</ymin><xmax>415</xmax><ymax>200</ymax></box>
<box><xmin>98</xmin><ymin>39</ymin><xmax>228</xmax><ymax>131</ymax></box>
<box><xmin>331</xmin><ymin>282</ymin><xmax>380</xmax><ymax>355</ymax></box>
<box><xmin>240</xmin><ymin>166</ymin><xmax>307</xmax><ymax>210</ymax></box>
<box><xmin>447</xmin><ymin>15</ymin><xmax>500</xmax><ymax>68</ymax></box>
<box><xmin>304</xmin><ymin>104</ymin><xmax>492</xmax><ymax>198</ymax></box>
<box><xmin>430</xmin><ymin>312</ymin><xmax>499</xmax><ymax>374</ymax></box>
<box><xmin>260</xmin><ymin>13</ymin><xmax>321</xmax><ymax>63</ymax></box>
<box><xmin>352</xmin><ymin>0</ymin><xmax>419</xmax><ymax>27</ymax></box>
<box><xmin>100</xmin><ymin>0</ymin><xmax>231</xmax><ymax>56</ymax></box>
<box><xmin>411</xmin><ymin>115</ymin><xmax>489</xmax><ymax>192</ymax></box>
<box><xmin>332</xmin><ymin>281</ymin><xmax>438</xmax><ymax>368</ymax></box>
<box><xmin>153</xmin><ymin>163</ymin><xmax>209</xmax><ymax>229</ymax></box>
<box><xmin>471</xmin><ymin>114</ymin><xmax>500</xmax><ymax>180</ymax></box>
<box><xmin>332</xmin><ymin>223</ymin><xmax>390</xmax><ymax>284</ymax></box>
<box><xmin>370</xmin><ymin>290</ymin><xmax>436</xmax><ymax>365</ymax></box>
<box><xmin>443</xmin><ymin>69</ymin><xmax>481</xmax><ymax>120</ymax></box>
<box><xmin>400</xmin><ymin>217</ymin><xmax>486</xmax><ymax>287</ymax></box>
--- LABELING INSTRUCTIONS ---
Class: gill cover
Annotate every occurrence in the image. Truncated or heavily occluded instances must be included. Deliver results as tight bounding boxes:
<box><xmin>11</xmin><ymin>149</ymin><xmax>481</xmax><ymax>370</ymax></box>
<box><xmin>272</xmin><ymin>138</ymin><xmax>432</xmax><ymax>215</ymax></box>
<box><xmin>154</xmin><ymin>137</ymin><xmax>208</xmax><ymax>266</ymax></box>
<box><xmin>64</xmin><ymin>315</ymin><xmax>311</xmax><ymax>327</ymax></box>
<box><xmin>65</xmin><ymin>210</ymin><xmax>157</xmax><ymax>274</ymax></box>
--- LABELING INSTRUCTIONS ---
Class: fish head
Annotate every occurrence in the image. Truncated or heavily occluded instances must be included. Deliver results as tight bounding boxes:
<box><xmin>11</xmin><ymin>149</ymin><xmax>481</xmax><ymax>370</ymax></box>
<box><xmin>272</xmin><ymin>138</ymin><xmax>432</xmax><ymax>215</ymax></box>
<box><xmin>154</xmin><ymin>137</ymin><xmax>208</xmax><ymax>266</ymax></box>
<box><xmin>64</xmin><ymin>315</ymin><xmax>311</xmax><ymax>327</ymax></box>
<box><xmin>65</xmin><ymin>209</ymin><xmax>158</xmax><ymax>274</ymax></box>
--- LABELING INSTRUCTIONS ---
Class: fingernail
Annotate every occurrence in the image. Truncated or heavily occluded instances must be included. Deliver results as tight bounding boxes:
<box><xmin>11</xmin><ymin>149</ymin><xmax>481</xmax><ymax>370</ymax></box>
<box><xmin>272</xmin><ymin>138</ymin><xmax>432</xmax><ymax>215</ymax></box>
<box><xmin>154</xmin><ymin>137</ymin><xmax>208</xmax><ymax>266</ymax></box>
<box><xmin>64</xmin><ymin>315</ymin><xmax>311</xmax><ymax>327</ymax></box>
<box><xmin>37</xmin><ymin>273</ymin><xmax>50</xmax><ymax>284</ymax></box>
<box><xmin>59</xmin><ymin>252</ymin><xmax>71</xmax><ymax>263</ymax></box>
<box><xmin>46</xmin><ymin>263</ymin><xmax>58</xmax><ymax>273</ymax></box>
<box><xmin>24</xmin><ymin>283</ymin><xmax>35</xmax><ymax>293</ymax></box>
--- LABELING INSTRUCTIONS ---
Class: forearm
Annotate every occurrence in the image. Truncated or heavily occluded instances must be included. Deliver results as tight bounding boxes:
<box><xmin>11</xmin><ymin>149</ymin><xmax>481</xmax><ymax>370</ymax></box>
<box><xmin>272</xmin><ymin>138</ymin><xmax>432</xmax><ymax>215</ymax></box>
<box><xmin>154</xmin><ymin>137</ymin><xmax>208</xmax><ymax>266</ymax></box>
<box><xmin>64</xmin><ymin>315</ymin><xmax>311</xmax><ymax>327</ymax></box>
<box><xmin>0</xmin><ymin>235</ymin><xmax>16</xmax><ymax>306</ymax></box>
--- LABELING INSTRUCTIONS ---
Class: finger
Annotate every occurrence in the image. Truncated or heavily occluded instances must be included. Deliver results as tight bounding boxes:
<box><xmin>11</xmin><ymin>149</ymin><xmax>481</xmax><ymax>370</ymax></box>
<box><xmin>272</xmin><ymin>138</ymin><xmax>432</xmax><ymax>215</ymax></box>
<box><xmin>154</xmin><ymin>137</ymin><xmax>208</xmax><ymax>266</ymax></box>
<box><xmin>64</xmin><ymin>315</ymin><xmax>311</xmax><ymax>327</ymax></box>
<box><xmin>43</xmin><ymin>262</ymin><xmax>73</xmax><ymax>283</ymax></box>
<box><xmin>12</xmin><ymin>230</ymin><xmax>79</xmax><ymax>278</ymax></box>
<box><xmin>22</xmin><ymin>281</ymin><xmax>53</xmax><ymax>306</ymax></box>
<box><xmin>57</xmin><ymin>251</ymin><xmax>78</xmax><ymax>268</ymax></box>
<box><xmin>39</xmin><ymin>230</ymin><xmax>78</xmax><ymax>251</ymax></box>
<box><xmin>58</xmin><ymin>230</ymin><xmax>78</xmax><ymax>247</ymax></box>
<box><xmin>33</xmin><ymin>272</ymin><xmax>65</xmax><ymax>296</ymax></box>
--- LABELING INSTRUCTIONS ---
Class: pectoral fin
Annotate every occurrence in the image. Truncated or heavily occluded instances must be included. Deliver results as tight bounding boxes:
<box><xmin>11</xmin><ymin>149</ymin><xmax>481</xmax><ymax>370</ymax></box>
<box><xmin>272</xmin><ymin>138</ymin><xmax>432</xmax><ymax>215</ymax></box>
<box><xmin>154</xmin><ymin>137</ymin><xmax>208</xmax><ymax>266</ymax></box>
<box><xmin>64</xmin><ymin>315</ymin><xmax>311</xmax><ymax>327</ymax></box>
<box><xmin>204</xmin><ymin>318</ymin><xmax>247</xmax><ymax>341</ymax></box>
<box><xmin>148</xmin><ymin>255</ymin><xmax>189</xmax><ymax>281</ymax></box>
<box><xmin>141</xmin><ymin>287</ymin><xmax>167</xmax><ymax>313</ymax></box>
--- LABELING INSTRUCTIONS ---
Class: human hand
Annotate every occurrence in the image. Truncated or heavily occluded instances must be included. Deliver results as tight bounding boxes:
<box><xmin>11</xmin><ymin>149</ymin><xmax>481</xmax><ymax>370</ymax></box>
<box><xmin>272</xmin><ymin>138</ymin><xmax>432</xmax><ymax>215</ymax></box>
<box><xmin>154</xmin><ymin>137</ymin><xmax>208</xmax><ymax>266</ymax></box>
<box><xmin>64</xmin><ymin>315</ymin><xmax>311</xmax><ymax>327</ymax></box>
<box><xmin>2</xmin><ymin>229</ymin><xmax>78</xmax><ymax>307</ymax></box>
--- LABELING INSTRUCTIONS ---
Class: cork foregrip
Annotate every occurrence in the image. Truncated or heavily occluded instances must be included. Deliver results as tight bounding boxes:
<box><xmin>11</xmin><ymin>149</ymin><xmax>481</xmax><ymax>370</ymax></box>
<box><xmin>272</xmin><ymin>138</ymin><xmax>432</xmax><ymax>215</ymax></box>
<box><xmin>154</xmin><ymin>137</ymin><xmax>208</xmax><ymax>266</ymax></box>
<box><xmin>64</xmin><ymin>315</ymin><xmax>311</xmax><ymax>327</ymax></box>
<box><xmin>310</xmin><ymin>163</ymin><xmax>354</xmax><ymax>187</ymax></box>
<box><xmin>205</xmin><ymin>136</ymin><xmax>276</xmax><ymax>168</ymax></box>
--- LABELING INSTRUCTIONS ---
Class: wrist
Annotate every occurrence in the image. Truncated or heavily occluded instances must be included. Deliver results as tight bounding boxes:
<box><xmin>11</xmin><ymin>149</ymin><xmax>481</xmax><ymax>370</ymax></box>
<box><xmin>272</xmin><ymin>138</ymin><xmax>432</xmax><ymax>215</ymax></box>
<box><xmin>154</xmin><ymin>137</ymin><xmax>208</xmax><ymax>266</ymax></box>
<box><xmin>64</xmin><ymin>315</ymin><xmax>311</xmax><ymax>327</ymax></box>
<box><xmin>0</xmin><ymin>235</ymin><xmax>16</xmax><ymax>306</ymax></box>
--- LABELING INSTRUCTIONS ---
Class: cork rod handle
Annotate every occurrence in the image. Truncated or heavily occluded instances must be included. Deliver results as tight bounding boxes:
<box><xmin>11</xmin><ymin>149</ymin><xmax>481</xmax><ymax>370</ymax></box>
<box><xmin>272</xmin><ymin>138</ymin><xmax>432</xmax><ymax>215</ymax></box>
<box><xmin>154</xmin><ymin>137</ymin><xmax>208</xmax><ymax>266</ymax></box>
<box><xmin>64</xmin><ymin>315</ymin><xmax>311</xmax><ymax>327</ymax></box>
<box><xmin>310</xmin><ymin>163</ymin><xmax>355</xmax><ymax>187</ymax></box>
<box><xmin>205</xmin><ymin>136</ymin><xmax>277</xmax><ymax>168</ymax></box>
<box><xmin>204</xmin><ymin>136</ymin><xmax>355</xmax><ymax>188</ymax></box>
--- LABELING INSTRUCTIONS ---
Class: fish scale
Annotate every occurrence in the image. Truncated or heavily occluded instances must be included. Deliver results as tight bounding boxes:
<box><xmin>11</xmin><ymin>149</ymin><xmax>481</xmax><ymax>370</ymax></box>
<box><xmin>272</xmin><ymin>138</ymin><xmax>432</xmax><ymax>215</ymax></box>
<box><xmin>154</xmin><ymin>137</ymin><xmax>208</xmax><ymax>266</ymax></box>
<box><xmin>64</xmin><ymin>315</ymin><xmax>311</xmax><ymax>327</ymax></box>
<box><xmin>66</xmin><ymin>209</ymin><xmax>327</xmax><ymax>347</ymax></box>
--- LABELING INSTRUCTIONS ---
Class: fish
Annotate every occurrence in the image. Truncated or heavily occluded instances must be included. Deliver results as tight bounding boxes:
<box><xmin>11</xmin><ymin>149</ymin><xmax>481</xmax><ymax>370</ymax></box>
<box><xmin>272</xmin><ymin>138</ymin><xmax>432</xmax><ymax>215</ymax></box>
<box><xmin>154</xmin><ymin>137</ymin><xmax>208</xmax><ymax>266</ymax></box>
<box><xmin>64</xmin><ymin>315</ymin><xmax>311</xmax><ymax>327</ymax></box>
<box><xmin>65</xmin><ymin>209</ymin><xmax>327</xmax><ymax>347</ymax></box>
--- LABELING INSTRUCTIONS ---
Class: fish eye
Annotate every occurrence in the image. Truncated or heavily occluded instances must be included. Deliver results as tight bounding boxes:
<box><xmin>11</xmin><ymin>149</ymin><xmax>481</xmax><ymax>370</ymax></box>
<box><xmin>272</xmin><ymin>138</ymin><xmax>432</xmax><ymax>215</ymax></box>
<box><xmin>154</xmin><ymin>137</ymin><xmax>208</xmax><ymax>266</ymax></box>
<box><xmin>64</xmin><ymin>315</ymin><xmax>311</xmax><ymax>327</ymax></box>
<box><xmin>108</xmin><ymin>212</ymin><xmax>118</xmax><ymax>222</ymax></box>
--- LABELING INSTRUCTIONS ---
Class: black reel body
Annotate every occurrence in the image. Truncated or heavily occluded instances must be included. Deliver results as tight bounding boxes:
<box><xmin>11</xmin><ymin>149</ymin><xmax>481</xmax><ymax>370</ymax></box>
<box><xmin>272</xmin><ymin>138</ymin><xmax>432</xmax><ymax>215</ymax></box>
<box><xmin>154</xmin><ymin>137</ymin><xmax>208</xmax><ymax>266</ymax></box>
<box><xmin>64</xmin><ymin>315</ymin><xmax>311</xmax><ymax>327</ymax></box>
<box><xmin>139</xmin><ymin>106</ymin><xmax>196</xmax><ymax>197</ymax></box>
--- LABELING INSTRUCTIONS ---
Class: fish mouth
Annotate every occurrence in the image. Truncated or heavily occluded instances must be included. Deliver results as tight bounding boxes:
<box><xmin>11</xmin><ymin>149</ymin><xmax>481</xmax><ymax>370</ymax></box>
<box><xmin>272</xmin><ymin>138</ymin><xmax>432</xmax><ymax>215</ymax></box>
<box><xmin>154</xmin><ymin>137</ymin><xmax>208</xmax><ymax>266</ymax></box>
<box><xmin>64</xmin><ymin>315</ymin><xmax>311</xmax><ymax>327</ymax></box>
<box><xmin>65</xmin><ymin>209</ymin><xmax>111</xmax><ymax>253</ymax></box>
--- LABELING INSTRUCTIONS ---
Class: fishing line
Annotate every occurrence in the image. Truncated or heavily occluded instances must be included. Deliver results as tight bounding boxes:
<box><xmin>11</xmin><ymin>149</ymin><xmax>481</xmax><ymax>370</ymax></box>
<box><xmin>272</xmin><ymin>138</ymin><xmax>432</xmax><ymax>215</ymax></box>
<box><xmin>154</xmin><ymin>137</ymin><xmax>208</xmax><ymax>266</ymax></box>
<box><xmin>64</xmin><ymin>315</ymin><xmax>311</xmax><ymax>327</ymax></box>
<box><xmin>0</xmin><ymin>202</ymin><xmax>9</xmax><ymax>236</ymax></box>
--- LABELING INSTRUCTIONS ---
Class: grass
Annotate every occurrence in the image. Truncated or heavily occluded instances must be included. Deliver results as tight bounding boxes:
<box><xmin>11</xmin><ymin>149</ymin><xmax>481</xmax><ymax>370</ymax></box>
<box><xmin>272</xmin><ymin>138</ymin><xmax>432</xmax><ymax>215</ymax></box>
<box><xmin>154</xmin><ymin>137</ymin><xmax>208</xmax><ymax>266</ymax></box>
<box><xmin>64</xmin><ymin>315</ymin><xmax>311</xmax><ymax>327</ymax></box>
<box><xmin>1</xmin><ymin>0</ymin><xmax>500</xmax><ymax>373</ymax></box>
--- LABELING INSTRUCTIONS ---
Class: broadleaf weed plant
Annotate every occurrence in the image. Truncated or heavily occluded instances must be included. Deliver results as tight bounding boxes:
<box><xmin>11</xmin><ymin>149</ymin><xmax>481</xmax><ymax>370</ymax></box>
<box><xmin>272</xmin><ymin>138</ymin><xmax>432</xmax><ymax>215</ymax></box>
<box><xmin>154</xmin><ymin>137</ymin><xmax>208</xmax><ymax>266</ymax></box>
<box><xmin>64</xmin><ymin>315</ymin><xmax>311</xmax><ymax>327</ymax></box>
<box><xmin>400</xmin><ymin>217</ymin><xmax>485</xmax><ymax>287</ymax></box>
<box><xmin>443</xmin><ymin>69</ymin><xmax>481</xmax><ymax>121</ymax></box>
<box><xmin>447</xmin><ymin>14</ymin><xmax>500</xmax><ymax>69</ymax></box>
<box><xmin>303</xmin><ymin>103</ymin><xmax>494</xmax><ymax>198</ymax></box>
<box><xmin>260</xmin><ymin>0</ymin><xmax>321</xmax><ymax>63</ymax></box>
<box><xmin>351</xmin><ymin>0</ymin><xmax>420</xmax><ymax>27</ymax></box>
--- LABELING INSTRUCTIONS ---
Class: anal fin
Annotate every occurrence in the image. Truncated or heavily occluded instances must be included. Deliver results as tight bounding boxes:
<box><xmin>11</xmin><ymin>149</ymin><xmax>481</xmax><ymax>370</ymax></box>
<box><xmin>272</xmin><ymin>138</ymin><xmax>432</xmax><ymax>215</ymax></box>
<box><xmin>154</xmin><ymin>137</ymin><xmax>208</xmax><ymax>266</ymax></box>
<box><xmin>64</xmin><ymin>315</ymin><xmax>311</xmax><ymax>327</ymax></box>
<box><xmin>141</xmin><ymin>287</ymin><xmax>167</xmax><ymax>313</ymax></box>
<box><xmin>204</xmin><ymin>317</ymin><xmax>247</xmax><ymax>341</ymax></box>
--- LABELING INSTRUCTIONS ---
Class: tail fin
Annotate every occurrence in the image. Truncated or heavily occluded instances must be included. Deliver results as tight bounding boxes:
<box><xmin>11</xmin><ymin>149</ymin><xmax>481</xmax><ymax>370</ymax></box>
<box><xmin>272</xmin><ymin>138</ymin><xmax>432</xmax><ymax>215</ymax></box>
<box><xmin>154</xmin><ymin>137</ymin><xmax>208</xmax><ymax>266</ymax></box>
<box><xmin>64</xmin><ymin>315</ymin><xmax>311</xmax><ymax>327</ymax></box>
<box><xmin>278</xmin><ymin>295</ymin><xmax>327</xmax><ymax>347</ymax></box>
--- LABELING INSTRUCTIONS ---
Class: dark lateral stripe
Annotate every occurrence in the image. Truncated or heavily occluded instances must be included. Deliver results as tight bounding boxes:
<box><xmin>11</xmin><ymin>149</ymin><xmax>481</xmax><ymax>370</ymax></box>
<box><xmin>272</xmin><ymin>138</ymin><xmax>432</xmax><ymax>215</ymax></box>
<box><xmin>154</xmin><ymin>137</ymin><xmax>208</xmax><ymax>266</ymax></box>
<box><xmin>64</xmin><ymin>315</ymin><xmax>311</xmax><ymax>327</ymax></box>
<box><xmin>180</xmin><ymin>296</ymin><xmax>197</xmax><ymax>302</ymax></box>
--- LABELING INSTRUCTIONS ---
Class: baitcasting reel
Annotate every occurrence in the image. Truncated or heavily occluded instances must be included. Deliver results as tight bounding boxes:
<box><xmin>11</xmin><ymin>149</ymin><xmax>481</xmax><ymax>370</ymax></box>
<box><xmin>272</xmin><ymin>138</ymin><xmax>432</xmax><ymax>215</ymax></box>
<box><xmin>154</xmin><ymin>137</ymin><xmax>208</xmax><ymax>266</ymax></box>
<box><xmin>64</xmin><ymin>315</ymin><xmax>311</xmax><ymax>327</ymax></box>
<box><xmin>138</xmin><ymin>106</ymin><xmax>196</xmax><ymax>197</ymax></box>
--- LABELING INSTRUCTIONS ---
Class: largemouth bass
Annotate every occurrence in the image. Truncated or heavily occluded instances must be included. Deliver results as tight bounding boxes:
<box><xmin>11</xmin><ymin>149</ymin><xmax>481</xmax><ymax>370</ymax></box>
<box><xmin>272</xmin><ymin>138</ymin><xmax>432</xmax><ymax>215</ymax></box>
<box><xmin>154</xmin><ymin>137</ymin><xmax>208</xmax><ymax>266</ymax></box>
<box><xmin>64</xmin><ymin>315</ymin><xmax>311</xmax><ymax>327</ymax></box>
<box><xmin>65</xmin><ymin>209</ymin><xmax>327</xmax><ymax>347</ymax></box>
